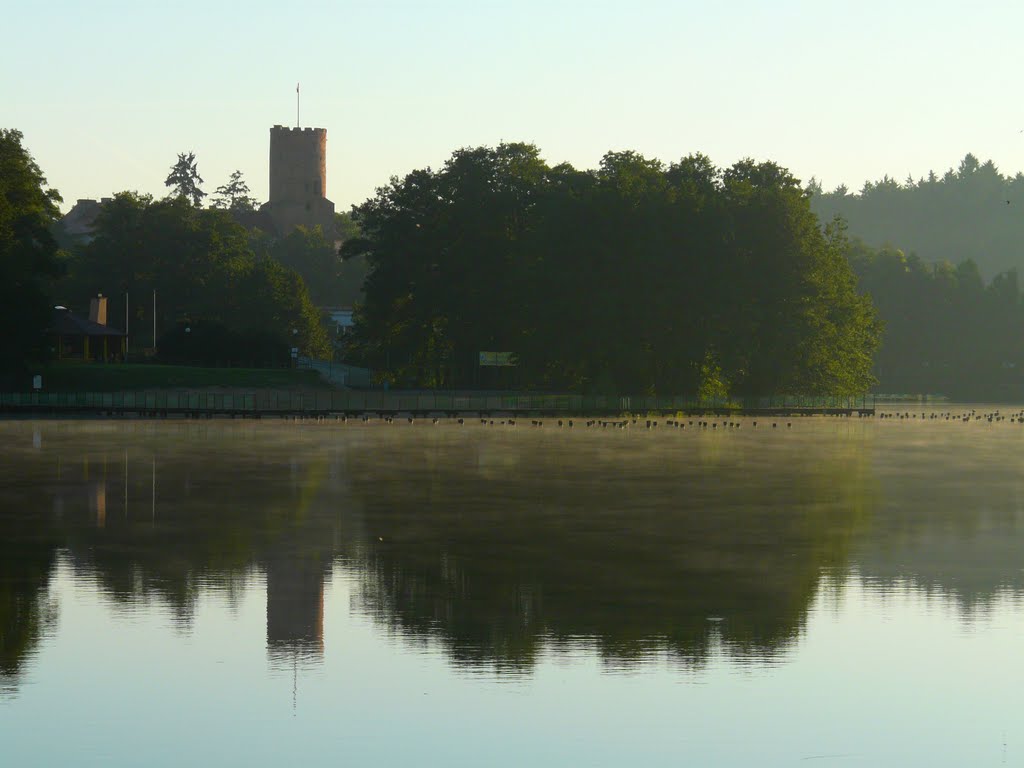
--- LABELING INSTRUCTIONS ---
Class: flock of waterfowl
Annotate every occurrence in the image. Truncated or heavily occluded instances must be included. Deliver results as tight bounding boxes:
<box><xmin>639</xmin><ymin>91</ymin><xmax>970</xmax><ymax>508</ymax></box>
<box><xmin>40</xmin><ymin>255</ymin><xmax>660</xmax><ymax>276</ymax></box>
<box><xmin>303</xmin><ymin>408</ymin><xmax>1024</xmax><ymax>429</ymax></box>
<box><xmin>341</xmin><ymin>414</ymin><xmax>796</xmax><ymax>428</ymax></box>
<box><xmin>877</xmin><ymin>409</ymin><xmax>1024</xmax><ymax>423</ymax></box>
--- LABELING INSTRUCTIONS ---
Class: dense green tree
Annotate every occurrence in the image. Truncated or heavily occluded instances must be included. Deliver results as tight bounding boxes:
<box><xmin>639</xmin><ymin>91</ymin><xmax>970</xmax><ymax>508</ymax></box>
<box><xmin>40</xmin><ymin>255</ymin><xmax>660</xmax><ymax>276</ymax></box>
<box><xmin>227</xmin><ymin>256</ymin><xmax>330</xmax><ymax>359</ymax></box>
<box><xmin>714</xmin><ymin>160</ymin><xmax>880</xmax><ymax>396</ymax></box>
<box><xmin>164</xmin><ymin>151</ymin><xmax>206</xmax><ymax>207</ymax></box>
<box><xmin>0</xmin><ymin>129</ymin><xmax>63</xmax><ymax>378</ymax></box>
<box><xmin>211</xmin><ymin>169</ymin><xmax>257</xmax><ymax>212</ymax></box>
<box><xmin>334</xmin><ymin>210</ymin><xmax>360</xmax><ymax>241</ymax></box>
<box><xmin>332</xmin><ymin>211</ymin><xmax>369</xmax><ymax>305</ymax></box>
<box><xmin>246</xmin><ymin>217</ymin><xmax>368</xmax><ymax>308</ymax></box>
<box><xmin>344</xmin><ymin>143</ymin><xmax>880</xmax><ymax>395</ymax></box>
<box><xmin>69</xmin><ymin>193</ymin><xmax>329</xmax><ymax>360</ymax></box>
<box><xmin>264</xmin><ymin>226</ymin><xmax>340</xmax><ymax>306</ymax></box>
<box><xmin>343</xmin><ymin>143</ymin><xmax>554</xmax><ymax>387</ymax></box>
<box><xmin>847</xmin><ymin>237</ymin><xmax>1024</xmax><ymax>398</ymax></box>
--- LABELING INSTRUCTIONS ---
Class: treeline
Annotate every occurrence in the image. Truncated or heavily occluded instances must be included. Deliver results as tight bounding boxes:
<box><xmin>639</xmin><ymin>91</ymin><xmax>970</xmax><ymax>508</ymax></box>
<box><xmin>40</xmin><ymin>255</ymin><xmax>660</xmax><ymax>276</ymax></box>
<box><xmin>19</xmin><ymin>124</ymin><xmax>1024</xmax><ymax>399</ymax></box>
<box><xmin>848</xmin><ymin>236</ymin><xmax>1024</xmax><ymax>399</ymax></box>
<box><xmin>55</xmin><ymin>151</ymin><xmax>369</xmax><ymax>366</ymax></box>
<box><xmin>343</xmin><ymin>143</ymin><xmax>880</xmax><ymax>396</ymax></box>
<box><xmin>810</xmin><ymin>153</ymin><xmax>1024</xmax><ymax>278</ymax></box>
<box><xmin>58</xmin><ymin>193</ymin><xmax>331</xmax><ymax>366</ymax></box>
<box><xmin>3</xmin><ymin>131</ymin><xmax>373</xmax><ymax>377</ymax></box>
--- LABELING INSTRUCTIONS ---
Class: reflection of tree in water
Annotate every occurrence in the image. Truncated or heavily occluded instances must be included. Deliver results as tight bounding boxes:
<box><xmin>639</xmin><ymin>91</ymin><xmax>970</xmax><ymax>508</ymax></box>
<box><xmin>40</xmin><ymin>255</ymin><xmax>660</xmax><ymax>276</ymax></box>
<box><xmin>854</xmin><ymin>434</ymin><xmax>1024</xmax><ymax>610</ymax></box>
<box><xmin>0</xmin><ymin>423</ymin><xmax>342</xmax><ymax>692</ymax></box>
<box><xmin>9</xmin><ymin>424</ymin><xmax>880</xmax><ymax>679</ymax></box>
<box><xmin>0</xmin><ymin>435</ymin><xmax>60</xmax><ymax>694</ymax></box>
<box><xmin>53</xmin><ymin>445</ymin><xmax>339</xmax><ymax>668</ymax></box>
<box><xmin>57</xmin><ymin>450</ymin><xmax>307</xmax><ymax>625</ymax></box>
<box><xmin>0</xmin><ymin>506</ymin><xmax>59</xmax><ymax>695</ymax></box>
<box><xmin>9</xmin><ymin>420</ymin><xmax>1024</xmax><ymax>688</ymax></box>
<box><xmin>343</xmin><ymin>433</ymin><xmax>876</xmax><ymax>672</ymax></box>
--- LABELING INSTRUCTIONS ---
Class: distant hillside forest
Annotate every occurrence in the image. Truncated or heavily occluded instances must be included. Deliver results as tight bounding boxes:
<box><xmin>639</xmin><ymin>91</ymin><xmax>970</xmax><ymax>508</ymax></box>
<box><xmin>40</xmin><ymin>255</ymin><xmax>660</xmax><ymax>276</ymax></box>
<box><xmin>809</xmin><ymin>153</ymin><xmax>1024</xmax><ymax>279</ymax></box>
<box><xmin>342</xmin><ymin>143</ymin><xmax>880</xmax><ymax>396</ymax></box>
<box><xmin>810</xmin><ymin>154</ymin><xmax>1024</xmax><ymax>398</ymax></box>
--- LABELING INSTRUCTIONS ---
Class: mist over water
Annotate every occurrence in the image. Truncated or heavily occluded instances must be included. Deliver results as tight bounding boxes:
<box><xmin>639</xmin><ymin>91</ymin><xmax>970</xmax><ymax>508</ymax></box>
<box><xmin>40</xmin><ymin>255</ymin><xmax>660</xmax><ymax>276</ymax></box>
<box><xmin>1</xmin><ymin>413</ymin><xmax>1022</xmax><ymax>766</ymax></box>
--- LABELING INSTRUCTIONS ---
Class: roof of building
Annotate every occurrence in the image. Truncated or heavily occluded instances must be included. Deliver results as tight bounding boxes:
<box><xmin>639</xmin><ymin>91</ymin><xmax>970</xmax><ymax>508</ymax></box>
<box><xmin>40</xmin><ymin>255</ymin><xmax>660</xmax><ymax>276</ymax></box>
<box><xmin>59</xmin><ymin>198</ymin><xmax>109</xmax><ymax>241</ymax></box>
<box><xmin>52</xmin><ymin>307</ymin><xmax>126</xmax><ymax>337</ymax></box>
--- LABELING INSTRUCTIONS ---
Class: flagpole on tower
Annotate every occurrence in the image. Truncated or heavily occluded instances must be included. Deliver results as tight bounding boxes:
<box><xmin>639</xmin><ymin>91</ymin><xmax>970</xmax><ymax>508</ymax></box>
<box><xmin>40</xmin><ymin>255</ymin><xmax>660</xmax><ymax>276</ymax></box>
<box><xmin>296</xmin><ymin>82</ymin><xmax>300</xmax><ymax>128</ymax></box>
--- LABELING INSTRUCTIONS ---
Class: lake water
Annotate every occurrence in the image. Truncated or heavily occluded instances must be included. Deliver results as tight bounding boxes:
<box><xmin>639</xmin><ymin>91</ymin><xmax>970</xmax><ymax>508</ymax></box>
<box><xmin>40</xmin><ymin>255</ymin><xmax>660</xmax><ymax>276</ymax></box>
<box><xmin>1</xmin><ymin>412</ymin><xmax>1023</xmax><ymax>766</ymax></box>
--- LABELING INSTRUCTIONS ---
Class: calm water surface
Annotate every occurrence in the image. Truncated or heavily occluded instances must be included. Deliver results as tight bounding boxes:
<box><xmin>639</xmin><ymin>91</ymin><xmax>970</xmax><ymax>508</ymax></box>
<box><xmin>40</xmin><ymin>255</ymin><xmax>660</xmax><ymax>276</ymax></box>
<box><xmin>2</xmin><ymin>411</ymin><xmax>1023</xmax><ymax>766</ymax></box>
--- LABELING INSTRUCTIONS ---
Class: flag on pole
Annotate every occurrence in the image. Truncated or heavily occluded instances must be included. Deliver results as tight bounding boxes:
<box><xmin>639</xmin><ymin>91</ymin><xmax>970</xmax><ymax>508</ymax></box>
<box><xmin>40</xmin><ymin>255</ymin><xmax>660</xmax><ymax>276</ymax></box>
<box><xmin>296</xmin><ymin>82</ymin><xmax>300</xmax><ymax>93</ymax></box>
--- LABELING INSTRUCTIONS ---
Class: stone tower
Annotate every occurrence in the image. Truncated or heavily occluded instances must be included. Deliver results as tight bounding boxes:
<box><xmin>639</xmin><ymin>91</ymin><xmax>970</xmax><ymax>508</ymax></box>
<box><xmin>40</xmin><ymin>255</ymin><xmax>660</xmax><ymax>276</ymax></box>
<box><xmin>260</xmin><ymin>125</ymin><xmax>336</xmax><ymax>237</ymax></box>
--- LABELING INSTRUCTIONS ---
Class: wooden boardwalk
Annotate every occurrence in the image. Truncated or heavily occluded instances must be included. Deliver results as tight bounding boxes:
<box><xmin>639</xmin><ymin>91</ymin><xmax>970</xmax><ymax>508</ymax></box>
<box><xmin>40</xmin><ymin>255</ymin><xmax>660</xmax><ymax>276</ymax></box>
<box><xmin>0</xmin><ymin>391</ymin><xmax>875</xmax><ymax>419</ymax></box>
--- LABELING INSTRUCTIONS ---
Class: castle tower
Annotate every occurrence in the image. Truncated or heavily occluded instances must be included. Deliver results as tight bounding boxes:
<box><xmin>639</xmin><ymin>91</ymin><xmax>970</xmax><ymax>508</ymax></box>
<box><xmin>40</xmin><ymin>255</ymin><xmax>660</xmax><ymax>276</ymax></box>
<box><xmin>270</xmin><ymin>125</ymin><xmax>326</xmax><ymax>205</ymax></box>
<box><xmin>260</xmin><ymin>125</ymin><xmax>336</xmax><ymax>237</ymax></box>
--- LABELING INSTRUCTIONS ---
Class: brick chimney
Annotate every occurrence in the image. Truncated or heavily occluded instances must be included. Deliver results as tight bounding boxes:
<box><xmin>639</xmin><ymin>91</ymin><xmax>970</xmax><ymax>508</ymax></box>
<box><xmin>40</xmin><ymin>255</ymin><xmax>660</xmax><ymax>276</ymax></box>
<box><xmin>89</xmin><ymin>294</ymin><xmax>107</xmax><ymax>326</ymax></box>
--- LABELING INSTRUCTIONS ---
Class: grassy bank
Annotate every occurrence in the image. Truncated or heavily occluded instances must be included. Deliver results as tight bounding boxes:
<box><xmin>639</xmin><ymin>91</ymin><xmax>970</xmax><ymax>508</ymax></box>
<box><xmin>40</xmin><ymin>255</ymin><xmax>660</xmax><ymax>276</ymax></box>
<box><xmin>37</xmin><ymin>363</ymin><xmax>326</xmax><ymax>392</ymax></box>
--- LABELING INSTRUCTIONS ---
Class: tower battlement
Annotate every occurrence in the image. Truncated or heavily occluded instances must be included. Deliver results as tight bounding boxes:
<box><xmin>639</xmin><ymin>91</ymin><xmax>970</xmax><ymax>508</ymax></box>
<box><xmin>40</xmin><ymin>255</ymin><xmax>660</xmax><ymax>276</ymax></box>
<box><xmin>271</xmin><ymin>125</ymin><xmax>327</xmax><ymax>136</ymax></box>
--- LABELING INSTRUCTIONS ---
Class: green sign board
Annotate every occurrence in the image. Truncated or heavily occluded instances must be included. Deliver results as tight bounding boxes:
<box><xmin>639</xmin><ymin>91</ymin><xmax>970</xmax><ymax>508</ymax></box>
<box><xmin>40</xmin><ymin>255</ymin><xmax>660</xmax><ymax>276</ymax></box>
<box><xmin>478</xmin><ymin>351</ymin><xmax>517</xmax><ymax>367</ymax></box>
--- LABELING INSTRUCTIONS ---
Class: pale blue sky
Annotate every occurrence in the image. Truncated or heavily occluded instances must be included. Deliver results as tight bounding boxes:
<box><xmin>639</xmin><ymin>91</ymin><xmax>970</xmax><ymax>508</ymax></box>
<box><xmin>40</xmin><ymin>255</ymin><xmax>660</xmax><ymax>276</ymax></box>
<box><xmin>4</xmin><ymin>0</ymin><xmax>1023</xmax><ymax>212</ymax></box>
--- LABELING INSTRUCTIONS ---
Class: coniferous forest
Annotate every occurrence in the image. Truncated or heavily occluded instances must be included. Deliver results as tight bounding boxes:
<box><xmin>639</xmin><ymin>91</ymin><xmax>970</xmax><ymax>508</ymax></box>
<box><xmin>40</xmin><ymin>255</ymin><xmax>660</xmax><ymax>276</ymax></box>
<box><xmin>810</xmin><ymin>154</ymin><xmax>1024</xmax><ymax>279</ymax></box>
<box><xmin>812</xmin><ymin>154</ymin><xmax>1024</xmax><ymax>399</ymax></box>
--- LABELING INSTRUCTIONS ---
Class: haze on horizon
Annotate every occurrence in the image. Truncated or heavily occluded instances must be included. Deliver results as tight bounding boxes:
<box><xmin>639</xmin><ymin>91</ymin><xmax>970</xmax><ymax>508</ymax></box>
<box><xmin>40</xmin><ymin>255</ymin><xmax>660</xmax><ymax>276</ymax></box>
<box><xmin>4</xmin><ymin>0</ymin><xmax>1023</xmax><ymax>212</ymax></box>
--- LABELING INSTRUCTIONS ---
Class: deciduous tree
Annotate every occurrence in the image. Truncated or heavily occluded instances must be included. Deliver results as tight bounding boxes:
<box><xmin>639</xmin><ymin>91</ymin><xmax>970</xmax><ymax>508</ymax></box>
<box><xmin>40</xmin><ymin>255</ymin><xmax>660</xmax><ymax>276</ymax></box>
<box><xmin>0</xmin><ymin>128</ymin><xmax>63</xmax><ymax>377</ymax></box>
<box><xmin>71</xmin><ymin>194</ymin><xmax>329</xmax><ymax>360</ymax></box>
<box><xmin>345</xmin><ymin>143</ymin><xmax>880</xmax><ymax>395</ymax></box>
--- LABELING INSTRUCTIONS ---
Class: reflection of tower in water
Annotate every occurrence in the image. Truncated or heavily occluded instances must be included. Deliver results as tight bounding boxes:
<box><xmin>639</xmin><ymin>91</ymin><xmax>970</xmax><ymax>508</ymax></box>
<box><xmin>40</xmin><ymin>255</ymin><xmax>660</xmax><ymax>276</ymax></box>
<box><xmin>265</xmin><ymin>554</ymin><xmax>327</xmax><ymax>666</ymax></box>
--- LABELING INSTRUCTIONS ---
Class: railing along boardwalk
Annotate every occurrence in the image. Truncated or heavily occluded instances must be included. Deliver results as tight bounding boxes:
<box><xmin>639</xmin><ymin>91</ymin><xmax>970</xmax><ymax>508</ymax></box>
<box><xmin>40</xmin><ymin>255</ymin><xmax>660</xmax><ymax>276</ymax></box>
<box><xmin>0</xmin><ymin>391</ymin><xmax>876</xmax><ymax>418</ymax></box>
